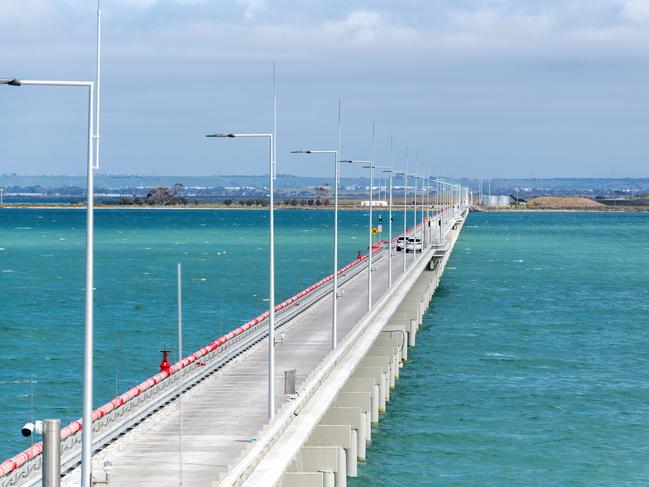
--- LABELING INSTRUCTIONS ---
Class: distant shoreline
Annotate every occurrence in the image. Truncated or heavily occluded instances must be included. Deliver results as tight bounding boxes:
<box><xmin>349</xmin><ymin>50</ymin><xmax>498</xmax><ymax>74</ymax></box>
<box><xmin>1</xmin><ymin>204</ymin><xmax>648</xmax><ymax>212</ymax></box>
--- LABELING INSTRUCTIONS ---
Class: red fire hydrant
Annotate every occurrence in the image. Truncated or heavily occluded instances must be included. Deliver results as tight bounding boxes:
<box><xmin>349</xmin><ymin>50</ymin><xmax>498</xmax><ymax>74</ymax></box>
<box><xmin>160</xmin><ymin>350</ymin><xmax>171</xmax><ymax>374</ymax></box>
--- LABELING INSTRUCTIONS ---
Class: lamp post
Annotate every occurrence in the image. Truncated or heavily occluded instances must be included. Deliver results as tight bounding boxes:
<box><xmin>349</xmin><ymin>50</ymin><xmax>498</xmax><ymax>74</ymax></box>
<box><xmin>375</xmin><ymin>165</ymin><xmax>393</xmax><ymax>288</ymax></box>
<box><xmin>410</xmin><ymin>174</ymin><xmax>419</xmax><ymax>262</ymax></box>
<box><xmin>291</xmin><ymin>150</ymin><xmax>339</xmax><ymax>350</ymax></box>
<box><xmin>2</xmin><ymin>77</ymin><xmax>97</xmax><ymax>487</ymax></box>
<box><xmin>206</xmin><ymin>132</ymin><xmax>276</xmax><ymax>420</ymax></box>
<box><xmin>414</xmin><ymin>175</ymin><xmax>419</xmax><ymax>260</ymax></box>
<box><xmin>421</xmin><ymin>177</ymin><xmax>427</xmax><ymax>248</ymax></box>
<box><xmin>394</xmin><ymin>171</ymin><xmax>408</xmax><ymax>272</ymax></box>
<box><xmin>341</xmin><ymin>160</ymin><xmax>374</xmax><ymax>310</ymax></box>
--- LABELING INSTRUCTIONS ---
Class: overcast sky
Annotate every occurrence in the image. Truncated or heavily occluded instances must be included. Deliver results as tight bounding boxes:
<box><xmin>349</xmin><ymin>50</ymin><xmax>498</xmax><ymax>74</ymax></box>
<box><xmin>1</xmin><ymin>0</ymin><xmax>648</xmax><ymax>178</ymax></box>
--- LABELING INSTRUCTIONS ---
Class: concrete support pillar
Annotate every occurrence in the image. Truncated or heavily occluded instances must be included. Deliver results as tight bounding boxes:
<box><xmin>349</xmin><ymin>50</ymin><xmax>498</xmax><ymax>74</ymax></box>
<box><xmin>409</xmin><ymin>319</ymin><xmax>417</xmax><ymax>347</ymax></box>
<box><xmin>348</xmin><ymin>429</ymin><xmax>358</xmax><ymax>476</ymax></box>
<box><xmin>361</xmin><ymin>355</ymin><xmax>394</xmax><ymax>392</ymax></box>
<box><xmin>306</xmin><ymin>425</ymin><xmax>355</xmax><ymax>479</ymax></box>
<box><xmin>353</xmin><ymin>367</ymin><xmax>386</xmax><ymax>412</ymax></box>
<box><xmin>342</xmin><ymin>379</ymin><xmax>378</xmax><ymax>426</ymax></box>
<box><xmin>358</xmin><ymin>413</ymin><xmax>368</xmax><ymax>458</ymax></box>
<box><xmin>323</xmin><ymin>472</ymin><xmax>335</xmax><ymax>487</ymax></box>
<box><xmin>288</xmin><ymin>446</ymin><xmax>345</xmax><ymax>487</ymax></box>
<box><xmin>380</xmin><ymin>327</ymin><xmax>408</xmax><ymax>362</ymax></box>
<box><xmin>334</xmin><ymin>392</ymin><xmax>371</xmax><ymax>447</ymax></box>
<box><xmin>375</xmin><ymin>335</ymin><xmax>403</xmax><ymax>368</ymax></box>
<box><xmin>320</xmin><ymin>408</ymin><xmax>365</xmax><ymax>461</ymax></box>
<box><xmin>370</xmin><ymin>344</ymin><xmax>400</xmax><ymax>381</ymax></box>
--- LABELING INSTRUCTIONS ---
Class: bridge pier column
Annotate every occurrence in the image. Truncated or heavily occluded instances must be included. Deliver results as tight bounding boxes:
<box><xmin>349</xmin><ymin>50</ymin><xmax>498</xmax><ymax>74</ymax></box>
<box><xmin>321</xmin><ymin>408</ymin><xmax>366</xmax><ymax>462</ymax></box>
<box><xmin>305</xmin><ymin>425</ymin><xmax>356</xmax><ymax>479</ymax></box>
<box><xmin>408</xmin><ymin>319</ymin><xmax>417</xmax><ymax>347</ymax></box>
<box><xmin>285</xmin><ymin>446</ymin><xmax>346</xmax><ymax>487</ymax></box>
<box><xmin>370</xmin><ymin>344</ymin><xmax>400</xmax><ymax>381</ymax></box>
<box><xmin>341</xmin><ymin>380</ymin><xmax>375</xmax><ymax>442</ymax></box>
<box><xmin>368</xmin><ymin>347</ymin><xmax>399</xmax><ymax>387</ymax></box>
<box><xmin>353</xmin><ymin>367</ymin><xmax>386</xmax><ymax>412</ymax></box>
<box><xmin>381</xmin><ymin>326</ymin><xmax>408</xmax><ymax>362</ymax></box>
<box><xmin>375</xmin><ymin>334</ymin><xmax>404</xmax><ymax>370</ymax></box>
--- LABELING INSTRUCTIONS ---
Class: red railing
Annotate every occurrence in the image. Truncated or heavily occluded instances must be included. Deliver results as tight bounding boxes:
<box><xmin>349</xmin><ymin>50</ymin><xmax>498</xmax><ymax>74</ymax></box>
<box><xmin>1</xmin><ymin>215</ymin><xmax>441</xmax><ymax>478</ymax></box>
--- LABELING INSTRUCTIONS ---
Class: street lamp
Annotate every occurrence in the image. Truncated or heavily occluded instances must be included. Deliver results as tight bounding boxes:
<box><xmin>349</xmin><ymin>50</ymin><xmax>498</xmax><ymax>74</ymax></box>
<box><xmin>341</xmin><ymin>159</ymin><xmax>374</xmax><ymax>310</ymax></box>
<box><xmin>206</xmin><ymin>132</ymin><xmax>276</xmax><ymax>420</ymax></box>
<box><xmin>412</xmin><ymin>175</ymin><xmax>419</xmax><ymax>262</ymax></box>
<box><xmin>394</xmin><ymin>171</ymin><xmax>409</xmax><ymax>273</ymax></box>
<box><xmin>375</xmin><ymin>165</ymin><xmax>393</xmax><ymax>288</ymax></box>
<box><xmin>1</xmin><ymin>77</ymin><xmax>97</xmax><ymax>487</ymax></box>
<box><xmin>291</xmin><ymin>150</ymin><xmax>339</xmax><ymax>350</ymax></box>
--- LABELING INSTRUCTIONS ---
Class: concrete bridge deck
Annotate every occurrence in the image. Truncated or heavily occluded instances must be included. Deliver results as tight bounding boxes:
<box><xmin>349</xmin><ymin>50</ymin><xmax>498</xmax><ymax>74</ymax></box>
<box><xmin>79</xmin><ymin>248</ymin><xmax>419</xmax><ymax>487</ymax></box>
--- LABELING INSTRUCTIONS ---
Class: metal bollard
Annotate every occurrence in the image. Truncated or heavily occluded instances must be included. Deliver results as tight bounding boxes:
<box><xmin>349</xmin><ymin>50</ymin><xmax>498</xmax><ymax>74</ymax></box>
<box><xmin>42</xmin><ymin>419</ymin><xmax>61</xmax><ymax>487</ymax></box>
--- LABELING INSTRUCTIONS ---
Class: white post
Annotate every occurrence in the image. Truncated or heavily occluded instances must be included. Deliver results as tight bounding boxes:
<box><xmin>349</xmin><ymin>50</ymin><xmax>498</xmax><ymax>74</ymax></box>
<box><xmin>388</xmin><ymin>169</ymin><xmax>392</xmax><ymax>287</ymax></box>
<box><xmin>420</xmin><ymin>178</ymin><xmax>425</xmax><ymax>248</ymax></box>
<box><xmin>177</xmin><ymin>262</ymin><xmax>183</xmax><ymax>487</ymax></box>
<box><xmin>291</xmin><ymin>148</ymin><xmax>340</xmax><ymax>349</ymax></box>
<box><xmin>368</xmin><ymin>125</ymin><xmax>374</xmax><ymax>311</ymax></box>
<box><xmin>402</xmin><ymin>172</ymin><xmax>407</xmax><ymax>272</ymax></box>
<box><xmin>81</xmin><ymin>82</ymin><xmax>95</xmax><ymax>487</ymax></box>
<box><xmin>333</xmin><ymin>150</ymin><xmax>339</xmax><ymax>349</ymax></box>
<box><xmin>268</xmin><ymin>134</ymin><xmax>275</xmax><ymax>420</ymax></box>
<box><xmin>412</xmin><ymin>176</ymin><xmax>417</xmax><ymax>263</ymax></box>
<box><xmin>334</xmin><ymin>101</ymin><xmax>341</xmax><ymax>349</ymax></box>
<box><xmin>2</xmin><ymin>80</ymin><xmax>96</xmax><ymax>487</ymax></box>
<box><xmin>94</xmin><ymin>0</ymin><xmax>101</xmax><ymax>169</ymax></box>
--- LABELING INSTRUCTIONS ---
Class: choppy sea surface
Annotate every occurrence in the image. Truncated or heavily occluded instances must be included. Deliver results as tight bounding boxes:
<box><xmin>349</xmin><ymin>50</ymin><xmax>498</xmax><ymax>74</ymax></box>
<box><xmin>0</xmin><ymin>208</ymin><xmax>406</xmax><ymax>458</ymax></box>
<box><xmin>350</xmin><ymin>211</ymin><xmax>649</xmax><ymax>486</ymax></box>
<box><xmin>2</xmin><ymin>210</ymin><xmax>649</xmax><ymax>487</ymax></box>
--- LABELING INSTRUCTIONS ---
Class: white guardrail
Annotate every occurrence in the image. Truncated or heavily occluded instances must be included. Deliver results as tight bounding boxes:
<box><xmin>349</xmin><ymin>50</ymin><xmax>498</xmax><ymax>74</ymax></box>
<box><xmin>0</xmin><ymin>246</ymin><xmax>386</xmax><ymax>487</ymax></box>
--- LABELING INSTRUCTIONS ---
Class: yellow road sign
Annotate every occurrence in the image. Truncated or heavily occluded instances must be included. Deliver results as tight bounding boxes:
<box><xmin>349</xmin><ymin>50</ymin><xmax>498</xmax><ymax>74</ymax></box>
<box><xmin>371</xmin><ymin>227</ymin><xmax>378</xmax><ymax>235</ymax></box>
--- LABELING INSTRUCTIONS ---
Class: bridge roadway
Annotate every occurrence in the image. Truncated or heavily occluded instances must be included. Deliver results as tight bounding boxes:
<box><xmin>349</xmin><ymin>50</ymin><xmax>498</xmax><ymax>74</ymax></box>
<box><xmin>79</xmin><ymin>248</ymin><xmax>419</xmax><ymax>487</ymax></box>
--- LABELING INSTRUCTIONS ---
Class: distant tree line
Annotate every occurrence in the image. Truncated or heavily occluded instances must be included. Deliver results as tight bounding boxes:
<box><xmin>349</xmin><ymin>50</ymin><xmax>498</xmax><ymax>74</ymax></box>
<box><xmin>118</xmin><ymin>185</ymin><xmax>188</xmax><ymax>206</ymax></box>
<box><xmin>220</xmin><ymin>198</ymin><xmax>331</xmax><ymax>207</ymax></box>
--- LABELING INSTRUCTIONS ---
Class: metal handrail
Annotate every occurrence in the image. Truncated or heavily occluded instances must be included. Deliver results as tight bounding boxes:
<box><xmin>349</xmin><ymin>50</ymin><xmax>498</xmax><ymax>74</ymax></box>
<box><xmin>0</xmin><ymin>243</ymin><xmax>387</xmax><ymax>487</ymax></box>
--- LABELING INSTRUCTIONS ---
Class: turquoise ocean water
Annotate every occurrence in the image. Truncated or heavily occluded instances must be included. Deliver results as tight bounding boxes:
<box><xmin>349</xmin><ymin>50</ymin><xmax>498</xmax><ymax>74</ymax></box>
<box><xmin>0</xmin><ymin>208</ymin><xmax>404</xmax><ymax>459</ymax></box>
<box><xmin>350</xmin><ymin>211</ymin><xmax>649</xmax><ymax>486</ymax></box>
<box><xmin>2</xmin><ymin>209</ymin><xmax>649</xmax><ymax>487</ymax></box>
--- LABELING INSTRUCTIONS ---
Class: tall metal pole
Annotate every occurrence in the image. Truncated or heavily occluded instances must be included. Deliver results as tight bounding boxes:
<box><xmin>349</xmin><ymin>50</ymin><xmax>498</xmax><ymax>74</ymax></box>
<box><xmin>205</xmin><ymin>132</ymin><xmax>274</xmax><ymax>420</ymax></box>
<box><xmin>268</xmin><ymin>135</ymin><xmax>275</xmax><ymax>419</ymax></box>
<box><xmin>389</xmin><ymin>138</ymin><xmax>394</xmax><ymax>287</ymax></box>
<box><xmin>2</xmin><ymin>80</ymin><xmax>96</xmax><ymax>487</ymax></box>
<box><xmin>402</xmin><ymin>171</ymin><xmax>407</xmax><ymax>273</ymax></box>
<box><xmin>333</xmin><ymin>103</ymin><xmax>340</xmax><ymax>349</ymax></box>
<box><xmin>368</xmin><ymin>124</ymin><xmax>374</xmax><ymax>311</ymax></box>
<box><xmin>268</xmin><ymin>64</ymin><xmax>278</xmax><ymax>419</ymax></box>
<box><xmin>81</xmin><ymin>82</ymin><xmax>95</xmax><ymax>487</ymax></box>
<box><xmin>421</xmin><ymin>177</ymin><xmax>425</xmax><ymax>247</ymax></box>
<box><xmin>387</xmin><ymin>165</ymin><xmax>393</xmax><ymax>288</ymax></box>
<box><xmin>412</xmin><ymin>175</ymin><xmax>417</xmax><ymax>262</ymax></box>
<box><xmin>291</xmin><ymin>149</ymin><xmax>339</xmax><ymax>349</ymax></box>
<box><xmin>94</xmin><ymin>0</ymin><xmax>101</xmax><ymax>169</ymax></box>
<box><xmin>177</xmin><ymin>263</ymin><xmax>183</xmax><ymax>487</ymax></box>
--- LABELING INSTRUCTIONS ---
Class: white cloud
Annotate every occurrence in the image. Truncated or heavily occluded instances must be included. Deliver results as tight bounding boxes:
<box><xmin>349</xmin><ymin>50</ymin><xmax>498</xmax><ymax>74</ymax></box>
<box><xmin>237</xmin><ymin>0</ymin><xmax>266</xmax><ymax>19</ymax></box>
<box><xmin>621</xmin><ymin>0</ymin><xmax>649</xmax><ymax>21</ymax></box>
<box><xmin>321</xmin><ymin>10</ymin><xmax>418</xmax><ymax>47</ymax></box>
